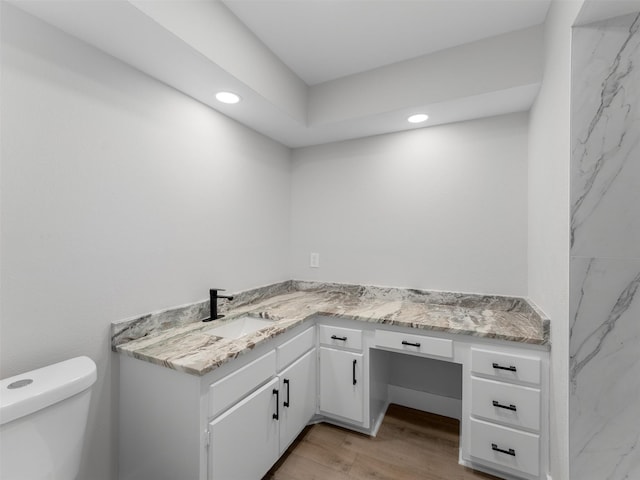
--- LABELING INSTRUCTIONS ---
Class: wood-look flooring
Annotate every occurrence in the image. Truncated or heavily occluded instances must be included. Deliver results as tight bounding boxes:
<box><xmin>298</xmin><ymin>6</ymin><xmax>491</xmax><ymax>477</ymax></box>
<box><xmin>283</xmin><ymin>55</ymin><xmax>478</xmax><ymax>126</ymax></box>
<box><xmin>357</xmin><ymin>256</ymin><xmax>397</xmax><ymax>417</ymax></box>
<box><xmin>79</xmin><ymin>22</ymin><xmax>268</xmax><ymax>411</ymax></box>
<box><xmin>264</xmin><ymin>404</ymin><xmax>500</xmax><ymax>480</ymax></box>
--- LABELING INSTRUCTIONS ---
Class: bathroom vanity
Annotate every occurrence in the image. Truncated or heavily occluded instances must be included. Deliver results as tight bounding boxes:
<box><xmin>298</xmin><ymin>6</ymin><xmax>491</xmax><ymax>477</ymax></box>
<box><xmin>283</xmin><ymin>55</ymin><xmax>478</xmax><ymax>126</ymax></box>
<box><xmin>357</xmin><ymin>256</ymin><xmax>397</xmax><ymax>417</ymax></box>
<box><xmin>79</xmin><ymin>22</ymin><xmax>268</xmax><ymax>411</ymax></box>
<box><xmin>113</xmin><ymin>281</ymin><xmax>549</xmax><ymax>480</ymax></box>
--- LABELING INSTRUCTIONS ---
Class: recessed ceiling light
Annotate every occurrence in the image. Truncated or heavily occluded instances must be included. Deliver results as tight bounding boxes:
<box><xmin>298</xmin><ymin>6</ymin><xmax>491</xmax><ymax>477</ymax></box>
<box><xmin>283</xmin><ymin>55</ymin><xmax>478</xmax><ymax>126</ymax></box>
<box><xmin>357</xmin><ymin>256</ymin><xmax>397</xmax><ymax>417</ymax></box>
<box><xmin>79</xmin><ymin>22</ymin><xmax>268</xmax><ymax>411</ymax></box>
<box><xmin>408</xmin><ymin>114</ymin><xmax>428</xmax><ymax>123</ymax></box>
<box><xmin>216</xmin><ymin>91</ymin><xmax>241</xmax><ymax>104</ymax></box>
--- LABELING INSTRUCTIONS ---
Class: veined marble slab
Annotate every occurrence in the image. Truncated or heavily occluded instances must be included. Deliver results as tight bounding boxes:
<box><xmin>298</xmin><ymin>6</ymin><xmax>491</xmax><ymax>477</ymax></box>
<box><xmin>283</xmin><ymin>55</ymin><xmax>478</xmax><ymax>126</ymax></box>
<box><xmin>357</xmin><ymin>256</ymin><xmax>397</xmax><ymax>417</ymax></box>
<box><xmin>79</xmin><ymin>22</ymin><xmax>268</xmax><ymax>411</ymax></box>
<box><xmin>110</xmin><ymin>280</ymin><xmax>295</xmax><ymax>347</ymax></box>
<box><xmin>570</xmin><ymin>11</ymin><xmax>640</xmax><ymax>479</ymax></box>
<box><xmin>571</xmin><ymin>12</ymin><xmax>640</xmax><ymax>257</ymax></box>
<box><xmin>112</xmin><ymin>281</ymin><xmax>549</xmax><ymax>376</ymax></box>
<box><xmin>569</xmin><ymin>258</ymin><xmax>640</xmax><ymax>479</ymax></box>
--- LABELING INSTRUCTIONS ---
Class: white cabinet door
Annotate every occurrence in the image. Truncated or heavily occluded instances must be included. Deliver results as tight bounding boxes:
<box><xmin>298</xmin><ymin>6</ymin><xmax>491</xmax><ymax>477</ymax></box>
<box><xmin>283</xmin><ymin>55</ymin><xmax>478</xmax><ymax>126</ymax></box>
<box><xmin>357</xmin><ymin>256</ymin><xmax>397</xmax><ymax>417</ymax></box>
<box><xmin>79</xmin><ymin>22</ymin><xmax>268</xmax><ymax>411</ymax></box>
<box><xmin>319</xmin><ymin>347</ymin><xmax>364</xmax><ymax>423</ymax></box>
<box><xmin>209</xmin><ymin>378</ymin><xmax>279</xmax><ymax>480</ymax></box>
<box><xmin>279</xmin><ymin>349</ymin><xmax>317</xmax><ymax>453</ymax></box>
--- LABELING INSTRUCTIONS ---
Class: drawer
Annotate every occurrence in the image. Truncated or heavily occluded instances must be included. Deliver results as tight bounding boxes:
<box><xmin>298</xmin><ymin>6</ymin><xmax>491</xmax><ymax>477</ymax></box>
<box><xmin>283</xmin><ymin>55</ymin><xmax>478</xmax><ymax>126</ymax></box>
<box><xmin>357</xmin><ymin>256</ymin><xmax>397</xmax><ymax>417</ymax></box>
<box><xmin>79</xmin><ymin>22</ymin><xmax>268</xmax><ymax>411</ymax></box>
<box><xmin>471</xmin><ymin>376</ymin><xmax>541</xmax><ymax>431</ymax></box>
<box><xmin>469</xmin><ymin>417</ymin><xmax>540</xmax><ymax>477</ymax></box>
<box><xmin>209</xmin><ymin>350</ymin><xmax>276</xmax><ymax>418</ymax></box>
<box><xmin>277</xmin><ymin>326</ymin><xmax>315</xmax><ymax>371</ymax></box>
<box><xmin>375</xmin><ymin>329</ymin><xmax>453</xmax><ymax>358</ymax></box>
<box><xmin>318</xmin><ymin>325</ymin><xmax>363</xmax><ymax>351</ymax></box>
<box><xmin>471</xmin><ymin>348</ymin><xmax>541</xmax><ymax>385</ymax></box>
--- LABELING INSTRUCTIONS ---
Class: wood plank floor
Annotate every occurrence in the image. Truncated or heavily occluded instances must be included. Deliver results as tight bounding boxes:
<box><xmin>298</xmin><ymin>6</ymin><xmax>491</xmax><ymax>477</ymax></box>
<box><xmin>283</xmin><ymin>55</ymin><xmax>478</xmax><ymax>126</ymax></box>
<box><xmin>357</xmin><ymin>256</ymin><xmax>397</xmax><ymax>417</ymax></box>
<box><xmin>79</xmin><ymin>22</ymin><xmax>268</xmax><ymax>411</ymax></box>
<box><xmin>264</xmin><ymin>404</ymin><xmax>501</xmax><ymax>480</ymax></box>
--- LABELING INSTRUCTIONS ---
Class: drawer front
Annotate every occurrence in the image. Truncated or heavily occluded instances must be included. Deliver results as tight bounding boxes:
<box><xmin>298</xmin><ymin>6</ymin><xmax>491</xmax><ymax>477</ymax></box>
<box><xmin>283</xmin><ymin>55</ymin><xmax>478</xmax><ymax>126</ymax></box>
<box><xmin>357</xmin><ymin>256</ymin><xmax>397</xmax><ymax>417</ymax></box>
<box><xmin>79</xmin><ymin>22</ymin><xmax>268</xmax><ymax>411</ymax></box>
<box><xmin>471</xmin><ymin>377</ymin><xmax>541</xmax><ymax>431</ymax></box>
<box><xmin>209</xmin><ymin>350</ymin><xmax>276</xmax><ymax>418</ymax></box>
<box><xmin>318</xmin><ymin>325</ymin><xmax>363</xmax><ymax>351</ymax></box>
<box><xmin>277</xmin><ymin>327</ymin><xmax>315</xmax><ymax>371</ymax></box>
<box><xmin>471</xmin><ymin>348</ymin><xmax>541</xmax><ymax>385</ymax></box>
<box><xmin>469</xmin><ymin>417</ymin><xmax>540</xmax><ymax>477</ymax></box>
<box><xmin>375</xmin><ymin>329</ymin><xmax>453</xmax><ymax>358</ymax></box>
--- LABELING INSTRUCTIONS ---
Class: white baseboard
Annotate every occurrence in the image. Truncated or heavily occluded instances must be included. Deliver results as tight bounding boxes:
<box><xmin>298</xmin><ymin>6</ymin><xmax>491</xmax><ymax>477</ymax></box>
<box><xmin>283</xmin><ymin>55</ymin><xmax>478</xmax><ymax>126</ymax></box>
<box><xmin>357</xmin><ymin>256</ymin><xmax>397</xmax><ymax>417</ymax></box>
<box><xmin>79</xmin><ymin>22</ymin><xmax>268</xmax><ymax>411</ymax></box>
<box><xmin>369</xmin><ymin>401</ymin><xmax>390</xmax><ymax>437</ymax></box>
<box><xmin>387</xmin><ymin>385</ymin><xmax>462</xmax><ymax>420</ymax></box>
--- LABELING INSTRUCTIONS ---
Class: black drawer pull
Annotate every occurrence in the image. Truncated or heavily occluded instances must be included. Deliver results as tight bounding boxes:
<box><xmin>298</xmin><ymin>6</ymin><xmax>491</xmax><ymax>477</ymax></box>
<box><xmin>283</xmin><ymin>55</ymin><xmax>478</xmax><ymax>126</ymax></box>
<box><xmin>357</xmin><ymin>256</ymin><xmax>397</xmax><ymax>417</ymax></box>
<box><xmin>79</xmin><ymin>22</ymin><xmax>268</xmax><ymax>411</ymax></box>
<box><xmin>492</xmin><ymin>362</ymin><xmax>517</xmax><ymax>372</ymax></box>
<box><xmin>492</xmin><ymin>400</ymin><xmax>517</xmax><ymax>411</ymax></box>
<box><xmin>272</xmin><ymin>389</ymin><xmax>279</xmax><ymax>420</ymax></box>
<box><xmin>401</xmin><ymin>340</ymin><xmax>421</xmax><ymax>348</ymax></box>
<box><xmin>283</xmin><ymin>379</ymin><xmax>290</xmax><ymax>408</ymax></box>
<box><xmin>331</xmin><ymin>335</ymin><xmax>348</xmax><ymax>341</ymax></box>
<box><xmin>491</xmin><ymin>443</ymin><xmax>516</xmax><ymax>456</ymax></box>
<box><xmin>352</xmin><ymin>359</ymin><xmax>357</xmax><ymax>385</ymax></box>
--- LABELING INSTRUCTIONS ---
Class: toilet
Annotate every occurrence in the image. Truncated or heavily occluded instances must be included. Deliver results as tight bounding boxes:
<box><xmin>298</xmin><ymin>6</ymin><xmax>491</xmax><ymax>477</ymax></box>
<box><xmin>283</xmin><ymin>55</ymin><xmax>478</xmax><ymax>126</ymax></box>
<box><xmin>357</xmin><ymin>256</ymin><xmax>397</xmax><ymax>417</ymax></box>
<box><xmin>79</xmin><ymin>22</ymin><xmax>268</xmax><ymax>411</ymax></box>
<box><xmin>0</xmin><ymin>356</ymin><xmax>97</xmax><ymax>480</ymax></box>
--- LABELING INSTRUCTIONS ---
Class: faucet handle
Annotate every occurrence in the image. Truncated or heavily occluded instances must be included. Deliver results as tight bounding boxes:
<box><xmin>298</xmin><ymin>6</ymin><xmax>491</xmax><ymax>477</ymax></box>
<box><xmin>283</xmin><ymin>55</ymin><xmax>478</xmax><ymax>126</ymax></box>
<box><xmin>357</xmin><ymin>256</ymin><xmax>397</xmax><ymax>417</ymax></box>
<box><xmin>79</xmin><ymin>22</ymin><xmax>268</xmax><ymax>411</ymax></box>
<box><xmin>210</xmin><ymin>288</ymin><xmax>233</xmax><ymax>300</ymax></box>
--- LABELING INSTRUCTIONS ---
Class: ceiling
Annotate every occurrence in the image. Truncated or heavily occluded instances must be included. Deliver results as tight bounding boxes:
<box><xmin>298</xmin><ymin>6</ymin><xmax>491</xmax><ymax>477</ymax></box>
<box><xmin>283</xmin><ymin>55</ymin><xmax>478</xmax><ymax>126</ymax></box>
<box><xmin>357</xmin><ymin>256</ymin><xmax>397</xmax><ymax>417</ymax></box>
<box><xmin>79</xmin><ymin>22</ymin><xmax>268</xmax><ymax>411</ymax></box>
<box><xmin>9</xmin><ymin>0</ymin><xmax>552</xmax><ymax>147</ymax></box>
<box><xmin>222</xmin><ymin>0</ymin><xmax>552</xmax><ymax>86</ymax></box>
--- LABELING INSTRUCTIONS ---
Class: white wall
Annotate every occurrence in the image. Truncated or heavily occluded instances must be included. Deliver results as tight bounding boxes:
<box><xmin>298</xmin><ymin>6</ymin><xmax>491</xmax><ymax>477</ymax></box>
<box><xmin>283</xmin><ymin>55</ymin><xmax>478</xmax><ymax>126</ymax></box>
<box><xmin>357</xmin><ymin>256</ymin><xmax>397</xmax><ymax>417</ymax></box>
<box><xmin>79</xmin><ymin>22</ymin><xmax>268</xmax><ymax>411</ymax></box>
<box><xmin>0</xmin><ymin>5</ymin><xmax>291</xmax><ymax>479</ymax></box>
<box><xmin>527</xmin><ymin>1</ymin><xmax>584</xmax><ymax>478</ymax></box>
<box><xmin>291</xmin><ymin>113</ymin><xmax>529</xmax><ymax>296</ymax></box>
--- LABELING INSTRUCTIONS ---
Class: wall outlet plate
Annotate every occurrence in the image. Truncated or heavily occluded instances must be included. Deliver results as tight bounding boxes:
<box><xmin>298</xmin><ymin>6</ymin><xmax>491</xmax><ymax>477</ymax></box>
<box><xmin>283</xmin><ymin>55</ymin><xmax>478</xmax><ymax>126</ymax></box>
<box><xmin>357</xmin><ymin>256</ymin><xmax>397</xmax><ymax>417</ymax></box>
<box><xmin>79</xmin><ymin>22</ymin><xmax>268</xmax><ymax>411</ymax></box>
<box><xmin>310</xmin><ymin>252</ymin><xmax>320</xmax><ymax>268</ymax></box>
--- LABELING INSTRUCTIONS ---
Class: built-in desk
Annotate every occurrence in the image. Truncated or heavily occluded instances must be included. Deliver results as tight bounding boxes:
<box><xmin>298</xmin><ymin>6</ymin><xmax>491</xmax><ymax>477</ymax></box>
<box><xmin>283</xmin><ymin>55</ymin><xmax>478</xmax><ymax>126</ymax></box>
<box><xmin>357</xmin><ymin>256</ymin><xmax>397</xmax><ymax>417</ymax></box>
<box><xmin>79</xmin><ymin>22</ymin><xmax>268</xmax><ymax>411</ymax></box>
<box><xmin>315</xmin><ymin>316</ymin><xmax>548</xmax><ymax>480</ymax></box>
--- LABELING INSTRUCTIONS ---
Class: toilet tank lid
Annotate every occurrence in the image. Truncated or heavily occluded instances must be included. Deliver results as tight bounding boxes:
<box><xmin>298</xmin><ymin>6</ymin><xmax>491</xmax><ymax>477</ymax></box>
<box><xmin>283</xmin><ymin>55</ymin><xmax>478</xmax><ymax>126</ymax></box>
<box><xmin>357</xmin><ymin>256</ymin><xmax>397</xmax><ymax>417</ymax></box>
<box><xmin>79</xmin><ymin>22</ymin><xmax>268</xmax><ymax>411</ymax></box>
<box><xmin>0</xmin><ymin>356</ymin><xmax>97</xmax><ymax>425</ymax></box>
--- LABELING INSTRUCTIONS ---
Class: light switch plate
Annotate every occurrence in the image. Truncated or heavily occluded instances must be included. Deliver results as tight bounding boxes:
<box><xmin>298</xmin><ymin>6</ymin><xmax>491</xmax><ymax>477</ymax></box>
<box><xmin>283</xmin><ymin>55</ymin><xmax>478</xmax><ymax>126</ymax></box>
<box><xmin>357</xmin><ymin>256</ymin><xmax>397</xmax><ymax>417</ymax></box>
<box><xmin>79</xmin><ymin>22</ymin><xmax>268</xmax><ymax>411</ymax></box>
<box><xmin>310</xmin><ymin>252</ymin><xmax>320</xmax><ymax>268</ymax></box>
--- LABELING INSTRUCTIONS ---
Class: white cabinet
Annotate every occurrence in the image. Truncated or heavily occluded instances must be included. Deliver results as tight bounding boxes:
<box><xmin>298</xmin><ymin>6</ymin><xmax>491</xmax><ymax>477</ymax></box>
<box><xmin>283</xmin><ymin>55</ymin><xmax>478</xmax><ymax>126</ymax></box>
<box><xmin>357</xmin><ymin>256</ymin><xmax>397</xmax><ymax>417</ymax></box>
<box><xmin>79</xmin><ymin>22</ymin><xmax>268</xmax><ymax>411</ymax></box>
<box><xmin>120</xmin><ymin>318</ymin><xmax>548</xmax><ymax>480</ymax></box>
<box><xmin>278</xmin><ymin>349</ymin><xmax>316</xmax><ymax>453</ymax></box>
<box><xmin>208</xmin><ymin>328</ymin><xmax>317</xmax><ymax>479</ymax></box>
<box><xmin>463</xmin><ymin>345</ymin><xmax>548</xmax><ymax>480</ymax></box>
<box><xmin>209</xmin><ymin>377</ymin><xmax>279</xmax><ymax>480</ymax></box>
<box><xmin>319</xmin><ymin>347</ymin><xmax>364</xmax><ymax>424</ymax></box>
<box><xmin>119</xmin><ymin>324</ymin><xmax>318</xmax><ymax>480</ymax></box>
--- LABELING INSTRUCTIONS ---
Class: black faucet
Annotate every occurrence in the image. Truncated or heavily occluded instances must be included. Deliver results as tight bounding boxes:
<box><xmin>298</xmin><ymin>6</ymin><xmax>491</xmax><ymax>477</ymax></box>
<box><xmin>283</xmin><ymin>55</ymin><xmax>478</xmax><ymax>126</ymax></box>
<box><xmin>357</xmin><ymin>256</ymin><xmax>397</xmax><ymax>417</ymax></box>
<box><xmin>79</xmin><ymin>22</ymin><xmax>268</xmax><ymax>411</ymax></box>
<box><xmin>203</xmin><ymin>288</ymin><xmax>234</xmax><ymax>322</ymax></box>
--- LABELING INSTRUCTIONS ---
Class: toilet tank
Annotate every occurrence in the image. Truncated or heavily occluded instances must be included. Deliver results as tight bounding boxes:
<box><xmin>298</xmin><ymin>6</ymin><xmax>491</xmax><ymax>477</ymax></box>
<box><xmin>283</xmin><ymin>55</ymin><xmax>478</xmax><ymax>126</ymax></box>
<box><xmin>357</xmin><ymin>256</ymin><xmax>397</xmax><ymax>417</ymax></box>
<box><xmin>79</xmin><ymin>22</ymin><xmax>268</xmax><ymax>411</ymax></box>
<box><xmin>0</xmin><ymin>356</ymin><xmax>97</xmax><ymax>480</ymax></box>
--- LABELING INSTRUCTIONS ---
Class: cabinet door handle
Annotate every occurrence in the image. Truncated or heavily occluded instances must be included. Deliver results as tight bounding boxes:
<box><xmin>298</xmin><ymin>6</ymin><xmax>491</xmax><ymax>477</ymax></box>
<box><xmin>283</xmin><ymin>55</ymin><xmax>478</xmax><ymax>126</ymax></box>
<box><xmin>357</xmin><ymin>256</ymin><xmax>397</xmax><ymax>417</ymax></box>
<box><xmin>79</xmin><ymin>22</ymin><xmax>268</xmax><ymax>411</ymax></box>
<box><xmin>492</xmin><ymin>400</ymin><xmax>517</xmax><ymax>411</ymax></box>
<box><xmin>352</xmin><ymin>359</ymin><xmax>357</xmax><ymax>385</ymax></box>
<box><xmin>272</xmin><ymin>389</ymin><xmax>279</xmax><ymax>420</ymax></box>
<box><xmin>283</xmin><ymin>379</ymin><xmax>290</xmax><ymax>408</ymax></box>
<box><xmin>331</xmin><ymin>335</ymin><xmax>348</xmax><ymax>341</ymax></box>
<box><xmin>492</xmin><ymin>362</ymin><xmax>517</xmax><ymax>372</ymax></box>
<box><xmin>401</xmin><ymin>340</ymin><xmax>421</xmax><ymax>348</ymax></box>
<box><xmin>491</xmin><ymin>443</ymin><xmax>516</xmax><ymax>456</ymax></box>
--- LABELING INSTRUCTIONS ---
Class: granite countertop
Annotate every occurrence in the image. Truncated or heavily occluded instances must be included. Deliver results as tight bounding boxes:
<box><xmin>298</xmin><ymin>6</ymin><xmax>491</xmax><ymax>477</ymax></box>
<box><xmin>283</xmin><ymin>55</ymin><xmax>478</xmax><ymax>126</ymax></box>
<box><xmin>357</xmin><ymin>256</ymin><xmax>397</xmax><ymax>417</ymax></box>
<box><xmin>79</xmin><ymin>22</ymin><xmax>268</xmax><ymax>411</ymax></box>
<box><xmin>111</xmin><ymin>281</ymin><xmax>549</xmax><ymax>376</ymax></box>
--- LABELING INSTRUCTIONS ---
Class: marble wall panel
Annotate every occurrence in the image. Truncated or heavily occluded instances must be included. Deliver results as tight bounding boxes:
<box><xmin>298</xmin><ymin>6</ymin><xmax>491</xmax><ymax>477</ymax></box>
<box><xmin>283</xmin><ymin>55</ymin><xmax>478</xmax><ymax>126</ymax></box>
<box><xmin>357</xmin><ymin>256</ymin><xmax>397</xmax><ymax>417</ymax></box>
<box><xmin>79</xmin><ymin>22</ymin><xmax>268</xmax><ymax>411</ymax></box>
<box><xmin>569</xmin><ymin>258</ymin><xmax>640</xmax><ymax>478</ymax></box>
<box><xmin>570</xmin><ymin>11</ymin><xmax>640</xmax><ymax>479</ymax></box>
<box><xmin>571</xmin><ymin>13</ymin><xmax>640</xmax><ymax>258</ymax></box>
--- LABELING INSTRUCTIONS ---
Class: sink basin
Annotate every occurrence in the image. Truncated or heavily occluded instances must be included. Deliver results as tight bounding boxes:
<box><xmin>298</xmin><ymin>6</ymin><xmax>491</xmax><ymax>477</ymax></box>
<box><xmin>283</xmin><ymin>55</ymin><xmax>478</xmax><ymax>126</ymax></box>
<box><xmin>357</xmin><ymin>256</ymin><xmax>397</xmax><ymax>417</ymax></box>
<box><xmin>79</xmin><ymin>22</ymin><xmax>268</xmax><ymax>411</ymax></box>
<box><xmin>203</xmin><ymin>315</ymin><xmax>273</xmax><ymax>339</ymax></box>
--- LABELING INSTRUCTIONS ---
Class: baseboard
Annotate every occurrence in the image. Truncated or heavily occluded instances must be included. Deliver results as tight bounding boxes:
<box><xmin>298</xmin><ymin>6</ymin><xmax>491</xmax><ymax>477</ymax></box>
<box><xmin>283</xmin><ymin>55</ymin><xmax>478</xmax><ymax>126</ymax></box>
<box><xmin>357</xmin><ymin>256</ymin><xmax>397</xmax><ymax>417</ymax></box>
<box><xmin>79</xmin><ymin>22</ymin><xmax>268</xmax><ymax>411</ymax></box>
<box><xmin>387</xmin><ymin>385</ymin><xmax>462</xmax><ymax>420</ymax></box>
<box><xmin>369</xmin><ymin>401</ymin><xmax>390</xmax><ymax>437</ymax></box>
<box><xmin>318</xmin><ymin>417</ymin><xmax>373</xmax><ymax>436</ymax></box>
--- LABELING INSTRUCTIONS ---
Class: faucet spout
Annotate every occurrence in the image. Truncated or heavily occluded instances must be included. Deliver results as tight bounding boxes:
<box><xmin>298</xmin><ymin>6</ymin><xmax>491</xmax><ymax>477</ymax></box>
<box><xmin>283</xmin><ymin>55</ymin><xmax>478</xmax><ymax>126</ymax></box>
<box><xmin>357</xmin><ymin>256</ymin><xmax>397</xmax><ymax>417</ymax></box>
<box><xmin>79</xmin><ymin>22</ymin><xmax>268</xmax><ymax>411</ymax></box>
<box><xmin>203</xmin><ymin>288</ymin><xmax>234</xmax><ymax>322</ymax></box>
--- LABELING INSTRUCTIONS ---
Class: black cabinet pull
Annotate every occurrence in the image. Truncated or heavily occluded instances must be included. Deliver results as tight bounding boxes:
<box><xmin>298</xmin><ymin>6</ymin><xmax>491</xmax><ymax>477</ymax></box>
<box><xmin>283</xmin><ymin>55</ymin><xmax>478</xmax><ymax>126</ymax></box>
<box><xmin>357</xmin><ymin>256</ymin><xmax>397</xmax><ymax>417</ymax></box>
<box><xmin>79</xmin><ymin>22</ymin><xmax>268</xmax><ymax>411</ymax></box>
<box><xmin>272</xmin><ymin>389</ymin><xmax>279</xmax><ymax>420</ymax></box>
<box><xmin>283</xmin><ymin>379</ymin><xmax>290</xmax><ymax>408</ymax></box>
<box><xmin>401</xmin><ymin>340</ymin><xmax>421</xmax><ymax>348</ymax></box>
<box><xmin>331</xmin><ymin>335</ymin><xmax>347</xmax><ymax>341</ymax></box>
<box><xmin>492</xmin><ymin>400</ymin><xmax>517</xmax><ymax>411</ymax></box>
<box><xmin>492</xmin><ymin>362</ymin><xmax>517</xmax><ymax>372</ymax></box>
<box><xmin>352</xmin><ymin>359</ymin><xmax>357</xmax><ymax>385</ymax></box>
<box><xmin>491</xmin><ymin>443</ymin><xmax>516</xmax><ymax>456</ymax></box>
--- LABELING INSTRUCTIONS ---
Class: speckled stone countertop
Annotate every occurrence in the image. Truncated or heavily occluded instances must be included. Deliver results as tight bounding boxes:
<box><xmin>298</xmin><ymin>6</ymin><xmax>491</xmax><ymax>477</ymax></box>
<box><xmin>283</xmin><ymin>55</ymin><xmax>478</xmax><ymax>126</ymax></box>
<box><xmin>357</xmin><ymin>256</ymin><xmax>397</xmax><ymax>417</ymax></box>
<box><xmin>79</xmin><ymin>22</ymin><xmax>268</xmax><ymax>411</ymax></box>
<box><xmin>111</xmin><ymin>281</ymin><xmax>549</xmax><ymax>376</ymax></box>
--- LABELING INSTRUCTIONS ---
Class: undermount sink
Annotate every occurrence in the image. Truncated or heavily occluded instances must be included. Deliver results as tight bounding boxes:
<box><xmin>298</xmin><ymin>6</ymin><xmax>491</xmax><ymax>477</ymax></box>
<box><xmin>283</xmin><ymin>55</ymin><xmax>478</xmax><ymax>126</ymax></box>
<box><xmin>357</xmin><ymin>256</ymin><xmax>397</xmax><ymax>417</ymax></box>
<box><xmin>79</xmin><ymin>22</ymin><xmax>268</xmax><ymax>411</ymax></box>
<box><xmin>203</xmin><ymin>315</ymin><xmax>273</xmax><ymax>339</ymax></box>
